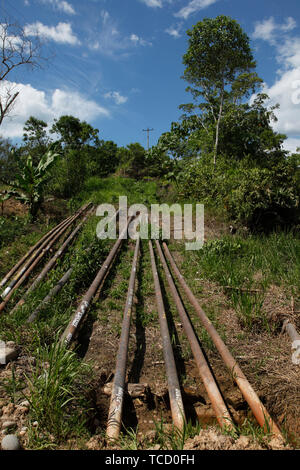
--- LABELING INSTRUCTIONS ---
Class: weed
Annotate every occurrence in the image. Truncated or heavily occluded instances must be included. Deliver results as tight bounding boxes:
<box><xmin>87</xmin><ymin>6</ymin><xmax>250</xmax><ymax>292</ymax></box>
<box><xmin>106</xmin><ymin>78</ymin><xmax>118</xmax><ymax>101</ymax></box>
<box><xmin>119</xmin><ymin>426</ymin><xmax>141</xmax><ymax>450</ymax></box>
<box><xmin>153</xmin><ymin>416</ymin><xmax>202</xmax><ymax>450</ymax></box>
<box><xmin>2</xmin><ymin>364</ymin><xmax>23</xmax><ymax>403</ymax></box>
<box><xmin>230</xmin><ymin>289</ymin><xmax>268</xmax><ymax>331</ymax></box>
<box><xmin>25</xmin><ymin>340</ymin><xmax>92</xmax><ymax>446</ymax></box>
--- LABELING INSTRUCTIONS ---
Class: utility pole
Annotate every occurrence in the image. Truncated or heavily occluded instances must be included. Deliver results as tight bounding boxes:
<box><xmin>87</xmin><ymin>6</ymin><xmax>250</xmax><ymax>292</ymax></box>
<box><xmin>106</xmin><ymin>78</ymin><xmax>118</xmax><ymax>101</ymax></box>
<box><xmin>143</xmin><ymin>128</ymin><xmax>154</xmax><ymax>151</ymax></box>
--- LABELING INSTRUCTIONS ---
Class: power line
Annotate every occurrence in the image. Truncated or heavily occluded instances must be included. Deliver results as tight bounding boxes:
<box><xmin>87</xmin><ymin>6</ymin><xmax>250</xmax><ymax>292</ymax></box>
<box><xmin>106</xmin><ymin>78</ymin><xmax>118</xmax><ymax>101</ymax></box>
<box><xmin>143</xmin><ymin>127</ymin><xmax>154</xmax><ymax>151</ymax></box>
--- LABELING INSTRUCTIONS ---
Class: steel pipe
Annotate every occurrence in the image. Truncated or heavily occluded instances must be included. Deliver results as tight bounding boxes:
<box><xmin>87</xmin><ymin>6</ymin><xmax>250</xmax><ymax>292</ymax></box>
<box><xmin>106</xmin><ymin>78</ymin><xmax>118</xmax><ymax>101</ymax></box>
<box><xmin>0</xmin><ymin>210</ymin><xmax>86</xmax><ymax>313</ymax></box>
<box><xmin>26</xmin><ymin>208</ymin><xmax>121</xmax><ymax>324</ymax></box>
<box><xmin>60</xmin><ymin>216</ymin><xmax>134</xmax><ymax>347</ymax></box>
<box><xmin>1</xmin><ymin>216</ymin><xmax>73</xmax><ymax>299</ymax></box>
<box><xmin>162</xmin><ymin>242</ymin><xmax>282</xmax><ymax>437</ymax></box>
<box><xmin>0</xmin><ymin>203</ymin><xmax>90</xmax><ymax>289</ymax></box>
<box><xmin>149</xmin><ymin>240</ymin><xmax>186</xmax><ymax>431</ymax></box>
<box><xmin>282</xmin><ymin>319</ymin><xmax>300</xmax><ymax>365</ymax></box>
<box><xmin>106</xmin><ymin>237</ymin><xmax>140</xmax><ymax>440</ymax></box>
<box><xmin>27</xmin><ymin>268</ymin><xmax>73</xmax><ymax>323</ymax></box>
<box><xmin>13</xmin><ymin>206</ymin><xmax>95</xmax><ymax>311</ymax></box>
<box><xmin>0</xmin><ymin>203</ymin><xmax>90</xmax><ymax>302</ymax></box>
<box><xmin>0</xmin><ymin>215</ymin><xmax>73</xmax><ymax>289</ymax></box>
<box><xmin>155</xmin><ymin>240</ymin><xmax>233</xmax><ymax>430</ymax></box>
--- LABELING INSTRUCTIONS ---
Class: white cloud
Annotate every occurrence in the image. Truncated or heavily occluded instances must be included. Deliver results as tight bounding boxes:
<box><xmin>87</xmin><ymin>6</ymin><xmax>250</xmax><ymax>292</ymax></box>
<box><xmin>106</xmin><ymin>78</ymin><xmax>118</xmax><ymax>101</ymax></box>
<box><xmin>40</xmin><ymin>0</ymin><xmax>76</xmax><ymax>15</ymax></box>
<box><xmin>130</xmin><ymin>33</ymin><xmax>152</xmax><ymax>47</ymax></box>
<box><xmin>280</xmin><ymin>137</ymin><xmax>300</xmax><ymax>153</ymax></box>
<box><xmin>104</xmin><ymin>91</ymin><xmax>128</xmax><ymax>105</ymax></box>
<box><xmin>165</xmin><ymin>23</ymin><xmax>183</xmax><ymax>38</ymax></box>
<box><xmin>25</xmin><ymin>22</ymin><xmax>80</xmax><ymax>45</ymax></box>
<box><xmin>139</xmin><ymin>0</ymin><xmax>175</xmax><ymax>7</ymax></box>
<box><xmin>89</xmin><ymin>11</ymin><xmax>126</xmax><ymax>54</ymax></box>
<box><xmin>0</xmin><ymin>81</ymin><xmax>109</xmax><ymax>139</ymax></box>
<box><xmin>139</xmin><ymin>0</ymin><xmax>163</xmax><ymax>7</ymax></box>
<box><xmin>252</xmin><ymin>20</ymin><xmax>300</xmax><ymax>153</ymax></box>
<box><xmin>259</xmin><ymin>64</ymin><xmax>300</xmax><ymax>152</ymax></box>
<box><xmin>253</xmin><ymin>17</ymin><xmax>296</xmax><ymax>44</ymax></box>
<box><xmin>130</xmin><ymin>34</ymin><xmax>139</xmax><ymax>43</ymax></box>
<box><xmin>90</xmin><ymin>11</ymin><xmax>151</xmax><ymax>55</ymax></box>
<box><xmin>175</xmin><ymin>0</ymin><xmax>219</xmax><ymax>20</ymax></box>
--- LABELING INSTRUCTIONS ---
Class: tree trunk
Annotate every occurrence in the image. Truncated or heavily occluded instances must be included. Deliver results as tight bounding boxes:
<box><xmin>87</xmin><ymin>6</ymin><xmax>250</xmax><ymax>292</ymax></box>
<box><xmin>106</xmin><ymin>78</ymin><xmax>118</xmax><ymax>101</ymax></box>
<box><xmin>29</xmin><ymin>198</ymin><xmax>40</xmax><ymax>221</ymax></box>
<box><xmin>213</xmin><ymin>82</ymin><xmax>224</xmax><ymax>167</ymax></box>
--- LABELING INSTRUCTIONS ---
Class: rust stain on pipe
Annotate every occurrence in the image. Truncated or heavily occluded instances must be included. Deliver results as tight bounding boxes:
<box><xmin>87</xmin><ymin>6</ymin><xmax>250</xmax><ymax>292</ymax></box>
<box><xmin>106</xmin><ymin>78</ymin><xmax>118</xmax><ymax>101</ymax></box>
<box><xmin>13</xmin><ymin>206</ymin><xmax>95</xmax><ymax>312</ymax></box>
<box><xmin>106</xmin><ymin>237</ymin><xmax>140</xmax><ymax>440</ymax></box>
<box><xmin>162</xmin><ymin>242</ymin><xmax>282</xmax><ymax>438</ymax></box>
<box><xmin>149</xmin><ymin>240</ymin><xmax>186</xmax><ymax>431</ymax></box>
<box><xmin>0</xmin><ymin>206</ymin><xmax>90</xmax><ymax>313</ymax></box>
<box><xmin>1</xmin><ymin>215</ymin><xmax>74</xmax><ymax>300</ymax></box>
<box><xmin>155</xmin><ymin>240</ymin><xmax>233</xmax><ymax>430</ymax></box>
<box><xmin>0</xmin><ymin>211</ymin><xmax>79</xmax><ymax>289</ymax></box>
<box><xmin>0</xmin><ymin>203</ymin><xmax>90</xmax><ymax>303</ymax></box>
<box><xmin>27</xmin><ymin>268</ymin><xmax>73</xmax><ymax>324</ymax></box>
<box><xmin>60</xmin><ymin>217</ymin><xmax>134</xmax><ymax>347</ymax></box>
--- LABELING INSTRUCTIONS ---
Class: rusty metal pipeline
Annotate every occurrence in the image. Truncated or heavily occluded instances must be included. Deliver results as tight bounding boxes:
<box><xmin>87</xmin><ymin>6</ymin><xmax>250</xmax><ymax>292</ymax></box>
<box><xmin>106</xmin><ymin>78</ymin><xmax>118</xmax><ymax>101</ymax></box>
<box><xmin>0</xmin><ymin>214</ymin><xmax>74</xmax><ymax>289</ymax></box>
<box><xmin>60</xmin><ymin>216</ymin><xmax>134</xmax><ymax>347</ymax></box>
<box><xmin>26</xmin><ymin>208</ymin><xmax>121</xmax><ymax>324</ymax></box>
<box><xmin>162</xmin><ymin>242</ymin><xmax>282</xmax><ymax>437</ymax></box>
<box><xmin>0</xmin><ymin>210</ymin><xmax>87</xmax><ymax>313</ymax></box>
<box><xmin>13</xmin><ymin>206</ymin><xmax>95</xmax><ymax>312</ymax></box>
<box><xmin>155</xmin><ymin>240</ymin><xmax>233</xmax><ymax>430</ymax></box>
<box><xmin>106</xmin><ymin>237</ymin><xmax>140</xmax><ymax>440</ymax></box>
<box><xmin>27</xmin><ymin>268</ymin><xmax>73</xmax><ymax>324</ymax></box>
<box><xmin>0</xmin><ymin>203</ymin><xmax>90</xmax><ymax>302</ymax></box>
<box><xmin>0</xmin><ymin>203</ymin><xmax>90</xmax><ymax>289</ymax></box>
<box><xmin>149</xmin><ymin>240</ymin><xmax>186</xmax><ymax>431</ymax></box>
<box><xmin>1</xmin><ymin>215</ymin><xmax>74</xmax><ymax>300</ymax></box>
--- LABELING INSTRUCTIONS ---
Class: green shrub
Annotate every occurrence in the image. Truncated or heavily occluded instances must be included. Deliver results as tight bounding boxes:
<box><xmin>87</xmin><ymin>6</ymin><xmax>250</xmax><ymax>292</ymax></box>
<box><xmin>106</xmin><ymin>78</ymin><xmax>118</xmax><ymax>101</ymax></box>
<box><xmin>179</xmin><ymin>156</ymin><xmax>299</xmax><ymax>230</ymax></box>
<box><xmin>0</xmin><ymin>216</ymin><xmax>27</xmax><ymax>247</ymax></box>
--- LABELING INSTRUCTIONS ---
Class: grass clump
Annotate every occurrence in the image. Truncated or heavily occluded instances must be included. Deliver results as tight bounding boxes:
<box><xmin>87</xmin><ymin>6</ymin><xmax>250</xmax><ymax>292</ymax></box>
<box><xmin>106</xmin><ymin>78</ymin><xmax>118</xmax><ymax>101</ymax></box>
<box><xmin>185</xmin><ymin>231</ymin><xmax>300</xmax><ymax>330</ymax></box>
<box><xmin>26</xmin><ymin>341</ymin><xmax>93</xmax><ymax>448</ymax></box>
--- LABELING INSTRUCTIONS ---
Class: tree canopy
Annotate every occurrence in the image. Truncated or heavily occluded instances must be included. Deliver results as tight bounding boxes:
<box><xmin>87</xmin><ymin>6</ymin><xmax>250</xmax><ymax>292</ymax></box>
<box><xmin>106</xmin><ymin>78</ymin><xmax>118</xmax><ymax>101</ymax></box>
<box><xmin>182</xmin><ymin>15</ymin><xmax>262</xmax><ymax>165</ymax></box>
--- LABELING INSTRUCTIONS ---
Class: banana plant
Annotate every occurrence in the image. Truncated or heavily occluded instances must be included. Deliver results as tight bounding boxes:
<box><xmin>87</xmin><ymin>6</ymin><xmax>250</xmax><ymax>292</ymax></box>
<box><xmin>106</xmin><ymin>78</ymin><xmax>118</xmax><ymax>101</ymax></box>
<box><xmin>4</xmin><ymin>147</ymin><xmax>60</xmax><ymax>219</ymax></box>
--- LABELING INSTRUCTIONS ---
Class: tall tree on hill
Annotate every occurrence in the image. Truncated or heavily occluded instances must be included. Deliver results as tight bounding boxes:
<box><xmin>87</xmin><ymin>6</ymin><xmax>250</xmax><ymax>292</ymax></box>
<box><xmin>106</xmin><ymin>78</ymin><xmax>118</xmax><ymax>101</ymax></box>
<box><xmin>49</xmin><ymin>115</ymin><xmax>100</xmax><ymax>196</ymax></box>
<box><xmin>21</xmin><ymin>116</ymin><xmax>51</xmax><ymax>165</ymax></box>
<box><xmin>50</xmin><ymin>115</ymin><xmax>99</xmax><ymax>149</ymax></box>
<box><xmin>181</xmin><ymin>15</ymin><xmax>262</xmax><ymax>166</ymax></box>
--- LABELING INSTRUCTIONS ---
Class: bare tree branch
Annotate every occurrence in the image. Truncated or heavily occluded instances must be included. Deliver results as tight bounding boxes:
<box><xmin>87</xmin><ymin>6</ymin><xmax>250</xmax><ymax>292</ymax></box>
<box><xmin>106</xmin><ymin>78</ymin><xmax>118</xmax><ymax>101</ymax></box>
<box><xmin>0</xmin><ymin>20</ymin><xmax>42</xmax><ymax>126</ymax></box>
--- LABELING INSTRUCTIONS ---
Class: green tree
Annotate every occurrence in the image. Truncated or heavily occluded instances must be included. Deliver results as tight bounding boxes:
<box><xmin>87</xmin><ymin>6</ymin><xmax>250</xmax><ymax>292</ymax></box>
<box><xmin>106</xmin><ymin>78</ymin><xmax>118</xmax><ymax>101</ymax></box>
<box><xmin>218</xmin><ymin>93</ymin><xmax>287</xmax><ymax>163</ymax></box>
<box><xmin>117</xmin><ymin>143</ymin><xmax>147</xmax><ymax>178</ymax></box>
<box><xmin>21</xmin><ymin>116</ymin><xmax>51</xmax><ymax>165</ymax></box>
<box><xmin>182</xmin><ymin>15</ymin><xmax>262</xmax><ymax>165</ymax></box>
<box><xmin>0</xmin><ymin>136</ymin><xmax>16</xmax><ymax>183</ymax></box>
<box><xmin>49</xmin><ymin>116</ymin><xmax>100</xmax><ymax>197</ymax></box>
<box><xmin>50</xmin><ymin>115</ymin><xmax>99</xmax><ymax>149</ymax></box>
<box><xmin>4</xmin><ymin>147</ymin><xmax>60</xmax><ymax>219</ymax></box>
<box><xmin>87</xmin><ymin>140</ymin><xmax>119</xmax><ymax>177</ymax></box>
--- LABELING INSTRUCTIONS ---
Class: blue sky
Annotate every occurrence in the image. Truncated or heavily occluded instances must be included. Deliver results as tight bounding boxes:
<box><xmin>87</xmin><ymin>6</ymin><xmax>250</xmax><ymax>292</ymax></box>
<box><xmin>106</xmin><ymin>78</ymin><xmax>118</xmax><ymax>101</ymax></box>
<box><xmin>1</xmin><ymin>0</ymin><xmax>300</xmax><ymax>152</ymax></box>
